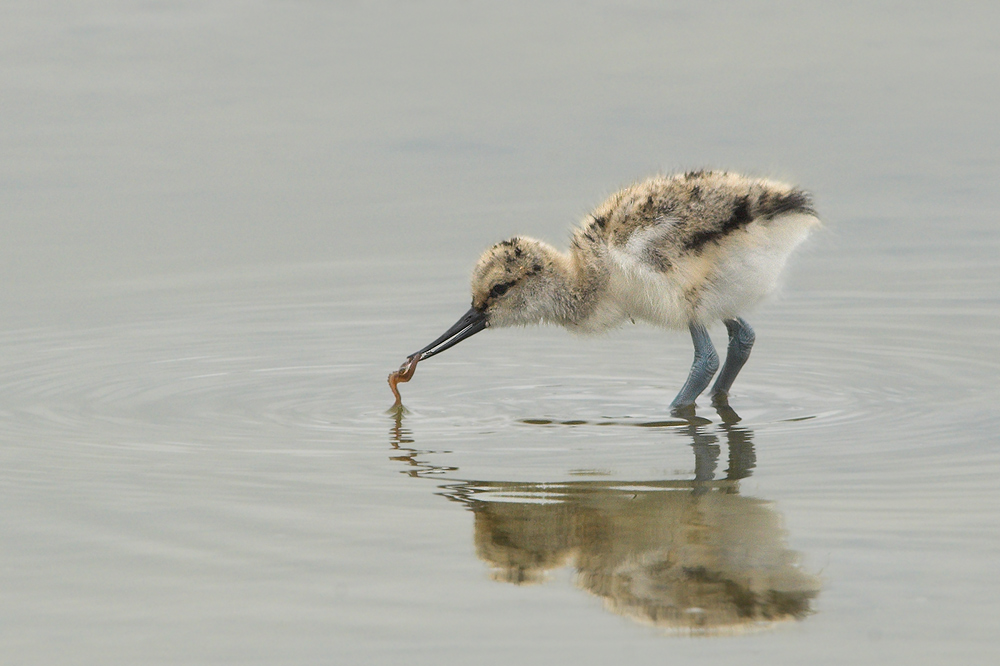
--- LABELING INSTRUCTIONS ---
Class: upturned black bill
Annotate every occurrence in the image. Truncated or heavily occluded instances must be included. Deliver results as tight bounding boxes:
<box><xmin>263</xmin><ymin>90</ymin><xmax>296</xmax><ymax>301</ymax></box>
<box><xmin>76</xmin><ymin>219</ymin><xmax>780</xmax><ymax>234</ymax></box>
<box><xmin>410</xmin><ymin>307</ymin><xmax>488</xmax><ymax>360</ymax></box>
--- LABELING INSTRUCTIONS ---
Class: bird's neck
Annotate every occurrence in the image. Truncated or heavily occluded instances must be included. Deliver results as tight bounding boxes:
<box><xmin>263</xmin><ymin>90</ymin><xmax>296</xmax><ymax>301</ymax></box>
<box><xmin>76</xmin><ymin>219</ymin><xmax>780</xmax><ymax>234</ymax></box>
<box><xmin>543</xmin><ymin>242</ymin><xmax>607</xmax><ymax>327</ymax></box>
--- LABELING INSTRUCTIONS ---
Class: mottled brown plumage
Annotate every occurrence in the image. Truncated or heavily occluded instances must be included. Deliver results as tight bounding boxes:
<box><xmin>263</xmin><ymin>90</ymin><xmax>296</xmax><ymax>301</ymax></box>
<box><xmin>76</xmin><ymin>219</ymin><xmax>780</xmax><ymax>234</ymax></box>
<box><xmin>402</xmin><ymin>170</ymin><xmax>820</xmax><ymax>409</ymax></box>
<box><xmin>473</xmin><ymin>171</ymin><xmax>817</xmax><ymax>332</ymax></box>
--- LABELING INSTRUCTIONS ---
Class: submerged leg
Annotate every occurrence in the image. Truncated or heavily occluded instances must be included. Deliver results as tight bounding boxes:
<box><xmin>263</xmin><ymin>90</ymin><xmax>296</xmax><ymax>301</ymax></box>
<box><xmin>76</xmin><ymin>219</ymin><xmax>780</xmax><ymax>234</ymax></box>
<box><xmin>670</xmin><ymin>323</ymin><xmax>719</xmax><ymax>409</ymax></box>
<box><xmin>710</xmin><ymin>317</ymin><xmax>755</xmax><ymax>400</ymax></box>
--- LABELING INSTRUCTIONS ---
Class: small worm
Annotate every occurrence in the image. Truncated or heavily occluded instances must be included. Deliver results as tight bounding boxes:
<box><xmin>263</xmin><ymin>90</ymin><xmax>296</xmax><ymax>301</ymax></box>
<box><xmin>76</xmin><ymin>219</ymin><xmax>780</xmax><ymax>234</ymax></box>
<box><xmin>388</xmin><ymin>353</ymin><xmax>421</xmax><ymax>407</ymax></box>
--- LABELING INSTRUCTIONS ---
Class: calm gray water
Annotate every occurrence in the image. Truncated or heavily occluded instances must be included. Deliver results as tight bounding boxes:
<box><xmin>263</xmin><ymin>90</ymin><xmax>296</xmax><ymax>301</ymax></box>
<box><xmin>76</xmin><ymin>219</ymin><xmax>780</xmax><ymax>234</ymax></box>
<box><xmin>3</xmin><ymin>1</ymin><xmax>999</xmax><ymax>664</ymax></box>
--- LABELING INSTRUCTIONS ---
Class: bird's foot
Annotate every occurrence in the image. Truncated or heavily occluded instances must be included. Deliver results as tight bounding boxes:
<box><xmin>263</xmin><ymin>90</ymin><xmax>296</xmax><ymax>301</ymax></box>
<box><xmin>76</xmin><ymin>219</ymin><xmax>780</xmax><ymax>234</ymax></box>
<box><xmin>669</xmin><ymin>402</ymin><xmax>698</xmax><ymax>420</ymax></box>
<box><xmin>710</xmin><ymin>392</ymin><xmax>742</xmax><ymax>424</ymax></box>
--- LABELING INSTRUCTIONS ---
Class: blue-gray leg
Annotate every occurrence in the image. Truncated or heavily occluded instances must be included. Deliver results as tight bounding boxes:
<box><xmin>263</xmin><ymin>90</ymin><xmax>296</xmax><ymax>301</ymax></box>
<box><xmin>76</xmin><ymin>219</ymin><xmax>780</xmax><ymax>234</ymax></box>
<box><xmin>710</xmin><ymin>317</ymin><xmax>755</xmax><ymax>399</ymax></box>
<box><xmin>670</xmin><ymin>323</ymin><xmax>719</xmax><ymax>408</ymax></box>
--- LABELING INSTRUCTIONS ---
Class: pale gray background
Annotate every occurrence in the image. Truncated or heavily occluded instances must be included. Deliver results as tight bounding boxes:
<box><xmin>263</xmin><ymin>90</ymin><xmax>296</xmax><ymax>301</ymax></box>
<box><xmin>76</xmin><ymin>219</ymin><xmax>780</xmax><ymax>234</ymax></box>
<box><xmin>2</xmin><ymin>1</ymin><xmax>998</xmax><ymax>664</ymax></box>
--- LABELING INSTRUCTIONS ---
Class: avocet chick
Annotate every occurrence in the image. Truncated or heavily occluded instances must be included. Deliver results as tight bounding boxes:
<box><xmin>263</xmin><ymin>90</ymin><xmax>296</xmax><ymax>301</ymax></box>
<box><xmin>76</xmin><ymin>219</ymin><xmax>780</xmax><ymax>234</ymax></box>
<box><xmin>407</xmin><ymin>171</ymin><xmax>819</xmax><ymax>409</ymax></box>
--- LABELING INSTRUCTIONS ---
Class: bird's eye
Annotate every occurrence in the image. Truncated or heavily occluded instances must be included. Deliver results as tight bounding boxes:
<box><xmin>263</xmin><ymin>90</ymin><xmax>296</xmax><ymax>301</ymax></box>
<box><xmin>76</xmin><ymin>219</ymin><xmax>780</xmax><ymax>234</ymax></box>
<box><xmin>490</xmin><ymin>283</ymin><xmax>510</xmax><ymax>298</ymax></box>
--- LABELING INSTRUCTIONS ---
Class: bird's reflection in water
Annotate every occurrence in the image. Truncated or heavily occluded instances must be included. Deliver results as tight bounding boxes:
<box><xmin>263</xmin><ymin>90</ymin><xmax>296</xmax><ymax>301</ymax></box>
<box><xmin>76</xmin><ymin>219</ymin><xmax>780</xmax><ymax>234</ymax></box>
<box><xmin>388</xmin><ymin>404</ymin><xmax>820</xmax><ymax>635</ymax></box>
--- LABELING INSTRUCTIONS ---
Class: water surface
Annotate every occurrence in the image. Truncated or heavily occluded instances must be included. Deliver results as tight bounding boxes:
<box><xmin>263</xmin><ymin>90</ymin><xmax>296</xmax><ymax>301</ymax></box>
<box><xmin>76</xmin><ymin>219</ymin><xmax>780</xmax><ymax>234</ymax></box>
<box><xmin>2</xmin><ymin>1</ymin><xmax>999</xmax><ymax>664</ymax></box>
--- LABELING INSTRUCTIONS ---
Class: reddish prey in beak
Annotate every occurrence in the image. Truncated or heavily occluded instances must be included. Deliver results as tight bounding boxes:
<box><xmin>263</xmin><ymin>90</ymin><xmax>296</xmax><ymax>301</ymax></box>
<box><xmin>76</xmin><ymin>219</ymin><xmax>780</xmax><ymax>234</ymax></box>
<box><xmin>387</xmin><ymin>307</ymin><xmax>488</xmax><ymax>406</ymax></box>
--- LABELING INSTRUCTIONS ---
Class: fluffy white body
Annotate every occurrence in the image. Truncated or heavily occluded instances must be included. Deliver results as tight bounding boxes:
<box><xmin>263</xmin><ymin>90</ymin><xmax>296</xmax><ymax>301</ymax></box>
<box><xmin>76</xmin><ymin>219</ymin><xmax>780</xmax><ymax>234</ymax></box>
<box><xmin>592</xmin><ymin>211</ymin><xmax>817</xmax><ymax>332</ymax></box>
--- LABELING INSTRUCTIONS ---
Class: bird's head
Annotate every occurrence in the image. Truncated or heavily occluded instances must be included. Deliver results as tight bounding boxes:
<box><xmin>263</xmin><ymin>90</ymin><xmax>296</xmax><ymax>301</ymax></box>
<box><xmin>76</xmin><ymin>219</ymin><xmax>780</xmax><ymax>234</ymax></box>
<box><xmin>408</xmin><ymin>237</ymin><xmax>560</xmax><ymax>361</ymax></box>
<box><xmin>470</xmin><ymin>236</ymin><xmax>558</xmax><ymax>327</ymax></box>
